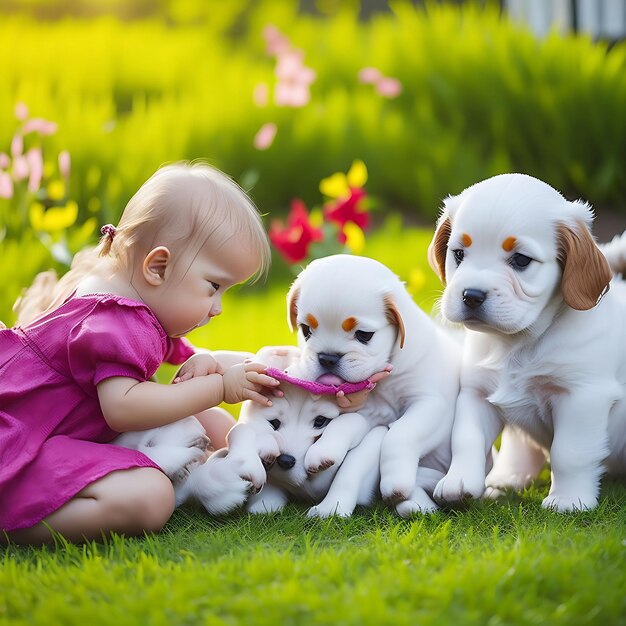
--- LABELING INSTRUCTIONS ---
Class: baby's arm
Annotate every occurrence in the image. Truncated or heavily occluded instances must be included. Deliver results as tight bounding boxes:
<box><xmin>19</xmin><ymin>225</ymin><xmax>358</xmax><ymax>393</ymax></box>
<box><xmin>173</xmin><ymin>350</ymin><xmax>254</xmax><ymax>383</ymax></box>
<box><xmin>98</xmin><ymin>363</ymin><xmax>279</xmax><ymax>432</ymax></box>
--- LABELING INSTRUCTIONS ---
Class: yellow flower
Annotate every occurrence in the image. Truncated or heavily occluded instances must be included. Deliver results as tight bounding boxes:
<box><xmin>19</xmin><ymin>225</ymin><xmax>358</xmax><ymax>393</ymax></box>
<box><xmin>407</xmin><ymin>267</ymin><xmax>426</xmax><ymax>296</ymax></box>
<box><xmin>343</xmin><ymin>222</ymin><xmax>365</xmax><ymax>255</ymax></box>
<box><xmin>319</xmin><ymin>159</ymin><xmax>368</xmax><ymax>198</ymax></box>
<box><xmin>30</xmin><ymin>200</ymin><xmax>79</xmax><ymax>233</ymax></box>
<box><xmin>47</xmin><ymin>180</ymin><xmax>65</xmax><ymax>201</ymax></box>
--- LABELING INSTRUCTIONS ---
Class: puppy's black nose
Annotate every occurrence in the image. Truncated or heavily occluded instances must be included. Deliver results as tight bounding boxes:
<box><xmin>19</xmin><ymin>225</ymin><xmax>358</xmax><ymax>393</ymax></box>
<box><xmin>276</xmin><ymin>454</ymin><xmax>296</xmax><ymax>470</ymax></box>
<box><xmin>318</xmin><ymin>353</ymin><xmax>341</xmax><ymax>369</ymax></box>
<box><xmin>463</xmin><ymin>288</ymin><xmax>487</xmax><ymax>309</ymax></box>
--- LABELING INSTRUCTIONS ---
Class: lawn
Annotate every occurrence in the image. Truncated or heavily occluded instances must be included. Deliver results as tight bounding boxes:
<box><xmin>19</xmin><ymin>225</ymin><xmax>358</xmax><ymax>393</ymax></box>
<box><xmin>2</xmin><ymin>485</ymin><xmax>625</xmax><ymax>625</ymax></box>
<box><xmin>2</xmin><ymin>221</ymin><xmax>625</xmax><ymax>625</ymax></box>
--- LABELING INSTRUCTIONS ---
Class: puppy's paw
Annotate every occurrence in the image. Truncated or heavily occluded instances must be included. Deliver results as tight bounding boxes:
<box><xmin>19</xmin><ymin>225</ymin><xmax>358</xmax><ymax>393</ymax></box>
<box><xmin>433</xmin><ymin>466</ymin><xmax>485</xmax><ymax>504</ymax></box>
<box><xmin>204</xmin><ymin>479</ymin><xmax>252</xmax><ymax>515</ymax></box>
<box><xmin>483</xmin><ymin>485</ymin><xmax>506</xmax><ymax>500</ymax></box>
<box><xmin>307</xmin><ymin>500</ymin><xmax>352</xmax><ymax>518</ymax></box>
<box><xmin>542</xmin><ymin>492</ymin><xmax>597</xmax><ymax>512</ymax></box>
<box><xmin>246</xmin><ymin>488</ymin><xmax>287</xmax><ymax>514</ymax></box>
<box><xmin>189</xmin><ymin>433</ymin><xmax>211</xmax><ymax>453</ymax></box>
<box><xmin>150</xmin><ymin>445</ymin><xmax>206</xmax><ymax>483</ymax></box>
<box><xmin>186</xmin><ymin>450</ymin><xmax>264</xmax><ymax>515</ymax></box>
<box><xmin>380</xmin><ymin>474</ymin><xmax>416</xmax><ymax>505</ymax></box>
<box><xmin>485</xmin><ymin>471</ymin><xmax>534</xmax><ymax>493</ymax></box>
<box><xmin>234</xmin><ymin>454</ymin><xmax>267</xmax><ymax>493</ymax></box>
<box><xmin>256</xmin><ymin>433</ymin><xmax>280</xmax><ymax>469</ymax></box>
<box><xmin>395</xmin><ymin>496</ymin><xmax>439</xmax><ymax>518</ymax></box>
<box><xmin>304</xmin><ymin>441</ymin><xmax>346</xmax><ymax>474</ymax></box>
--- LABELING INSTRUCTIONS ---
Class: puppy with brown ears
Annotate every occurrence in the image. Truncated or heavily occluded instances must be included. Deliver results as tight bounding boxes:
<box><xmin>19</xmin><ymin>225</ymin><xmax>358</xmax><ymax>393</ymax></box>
<box><xmin>287</xmin><ymin>254</ymin><xmax>461</xmax><ymax>516</ymax></box>
<box><xmin>429</xmin><ymin>173</ymin><xmax>626</xmax><ymax>511</ymax></box>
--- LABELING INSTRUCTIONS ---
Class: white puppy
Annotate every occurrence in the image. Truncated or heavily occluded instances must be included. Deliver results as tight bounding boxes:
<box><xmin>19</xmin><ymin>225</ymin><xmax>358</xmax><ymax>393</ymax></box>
<box><xmin>429</xmin><ymin>173</ymin><xmax>626</xmax><ymax>511</ymax></box>
<box><xmin>116</xmin><ymin>414</ymin><xmax>271</xmax><ymax>514</ymax></box>
<box><xmin>288</xmin><ymin>254</ymin><xmax>460</xmax><ymax>516</ymax></box>
<box><xmin>114</xmin><ymin>415</ymin><xmax>209</xmax><ymax>485</ymax></box>
<box><xmin>232</xmin><ymin>346</ymin><xmax>388</xmax><ymax>517</ymax></box>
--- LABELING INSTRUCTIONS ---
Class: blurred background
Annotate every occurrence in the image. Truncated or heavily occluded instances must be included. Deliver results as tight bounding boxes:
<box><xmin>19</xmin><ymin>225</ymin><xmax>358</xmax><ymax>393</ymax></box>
<box><xmin>1</xmin><ymin>0</ymin><xmax>625</xmax><ymax>332</ymax></box>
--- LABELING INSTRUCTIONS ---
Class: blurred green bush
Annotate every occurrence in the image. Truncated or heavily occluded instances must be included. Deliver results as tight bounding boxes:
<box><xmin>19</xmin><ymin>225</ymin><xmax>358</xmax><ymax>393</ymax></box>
<box><xmin>1</xmin><ymin>0</ymin><xmax>624</xmax><ymax>229</ymax></box>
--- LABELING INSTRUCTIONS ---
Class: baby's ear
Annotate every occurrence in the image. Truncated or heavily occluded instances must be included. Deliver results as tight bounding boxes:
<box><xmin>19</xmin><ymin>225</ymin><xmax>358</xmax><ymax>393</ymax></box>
<box><xmin>143</xmin><ymin>246</ymin><xmax>171</xmax><ymax>284</ymax></box>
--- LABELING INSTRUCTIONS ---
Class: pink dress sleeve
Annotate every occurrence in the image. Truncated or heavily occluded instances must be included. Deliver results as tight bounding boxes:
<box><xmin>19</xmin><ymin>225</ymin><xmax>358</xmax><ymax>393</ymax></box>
<box><xmin>163</xmin><ymin>337</ymin><xmax>196</xmax><ymax>365</ymax></box>
<box><xmin>67</xmin><ymin>300</ymin><xmax>165</xmax><ymax>393</ymax></box>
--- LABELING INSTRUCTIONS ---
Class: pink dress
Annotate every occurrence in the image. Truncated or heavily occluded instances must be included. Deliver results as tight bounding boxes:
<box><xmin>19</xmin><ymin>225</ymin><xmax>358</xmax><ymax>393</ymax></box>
<box><xmin>0</xmin><ymin>293</ymin><xmax>194</xmax><ymax>531</ymax></box>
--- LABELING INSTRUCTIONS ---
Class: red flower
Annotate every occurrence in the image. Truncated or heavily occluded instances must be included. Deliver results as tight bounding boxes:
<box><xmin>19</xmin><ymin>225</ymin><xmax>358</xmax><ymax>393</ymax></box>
<box><xmin>269</xmin><ymin>199</ymin><xmax>323</xmax><ymax>263</ymax></box>
<box><xmin>323</xmin><ymin>187</ymin><xmax>369</xmax><ymax>243</ymax></box>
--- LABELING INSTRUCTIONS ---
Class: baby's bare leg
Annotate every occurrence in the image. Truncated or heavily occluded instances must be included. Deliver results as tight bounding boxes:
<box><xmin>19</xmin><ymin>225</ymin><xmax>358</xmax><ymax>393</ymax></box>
<box><xmin>3</xmin><ymin>467</ymin><xmax>174</xmax><ymax>545</ymax></box>
<box><xmin>194</xmin><ymin>407</ymin><xmax>236</xmax><ymax>450</ymax></box>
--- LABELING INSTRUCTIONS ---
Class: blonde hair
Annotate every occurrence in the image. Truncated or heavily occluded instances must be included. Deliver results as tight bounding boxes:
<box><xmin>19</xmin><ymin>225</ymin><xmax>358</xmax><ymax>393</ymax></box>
<box><xmin>99</xmin><ymin>162</ymin><xmax>270</xmax><ymax>281</ymax></box>
<box><xmin>14</xmin><ymin>162</ymin><xmax>271</xmax><ymax>324</ymax></box>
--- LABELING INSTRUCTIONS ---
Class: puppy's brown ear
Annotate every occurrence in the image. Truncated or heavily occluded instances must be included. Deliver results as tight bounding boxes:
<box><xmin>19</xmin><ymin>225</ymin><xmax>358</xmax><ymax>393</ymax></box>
<box><xmin>286</xmin><ymin>284</ymin><xmax>300</xmax><ymax>332</ymax></box>
<box><xmin>384</xmin><ymin>294</ymin><xmax>406</xmax><ymax>349</ymax></box>
<box><xmin>428</xmin><ymin>217</ymin><xmax>452</xmax><ymax>284</ymax></box>
<box><xmin>557</xmin><ymin>221</ymin><xmax>612</xmax><ymax>310</ymax></box>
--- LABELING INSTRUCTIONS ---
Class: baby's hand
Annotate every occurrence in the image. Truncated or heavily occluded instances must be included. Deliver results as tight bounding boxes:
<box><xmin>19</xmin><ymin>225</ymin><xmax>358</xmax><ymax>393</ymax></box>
<box><xmin>174</xmin><ymin>353</ymin><xmax>223</xmax><ymax>383</ymax></box>
<box><xmin>222</xmin><ymin>362</ymin><xmax>281</xmax><ymax>406</ymax></box>
<box><xmin>335</xmin><ymin>364</ymin><xmax>393</xmax><ymax>410</ymax></box>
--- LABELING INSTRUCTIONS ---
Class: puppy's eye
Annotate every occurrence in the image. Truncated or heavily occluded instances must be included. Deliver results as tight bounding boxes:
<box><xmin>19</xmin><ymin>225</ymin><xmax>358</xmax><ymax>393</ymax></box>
<box><xmin>355</xmin><ymin>330</ymin><xmax>374</xmax><ymax>344</ymax></box>
<box><xmin>313</xmin><ymin>416</ymin><xmax>331</xmax><ymax>429</ymax></box>
<box><xmin>268</xmin><ymin>419</ymin><xmax>281</xmax><ymax>431</ymax></box>
<box><xmin>453</xmin><ymin>249</ymin><xmax>464</xmax><ymax>266</ymax></box>
<box><xmin>300</xmin><ymin>324</ymin><xmax>312</xmax><ymax>340</ymax></box>
<box><xmin>509</xmin><ymin>253</ymin><xmax>532</xmax><ymax>271</ymax></box>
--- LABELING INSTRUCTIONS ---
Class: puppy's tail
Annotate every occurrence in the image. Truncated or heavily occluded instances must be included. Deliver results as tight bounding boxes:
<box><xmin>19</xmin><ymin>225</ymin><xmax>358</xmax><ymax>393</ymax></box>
<box><xmin>599</xmin><ymin>230</ymin><xmax>626</xmax><ymax>277</ymax></box>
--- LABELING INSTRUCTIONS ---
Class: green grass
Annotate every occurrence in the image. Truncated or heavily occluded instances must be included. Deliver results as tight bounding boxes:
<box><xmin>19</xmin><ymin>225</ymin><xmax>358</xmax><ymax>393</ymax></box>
<box><xmin>2</xmin><ymin>481</ymin><xmax>625</xmax><ymax>625</ymax></box>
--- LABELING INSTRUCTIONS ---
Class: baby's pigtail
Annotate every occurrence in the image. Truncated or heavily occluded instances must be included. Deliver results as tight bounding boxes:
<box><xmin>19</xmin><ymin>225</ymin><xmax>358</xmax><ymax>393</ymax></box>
<box><xmin>98</xmin><ymin>224</ymin><xmax>117</xmax><ymax>257</ymax></box>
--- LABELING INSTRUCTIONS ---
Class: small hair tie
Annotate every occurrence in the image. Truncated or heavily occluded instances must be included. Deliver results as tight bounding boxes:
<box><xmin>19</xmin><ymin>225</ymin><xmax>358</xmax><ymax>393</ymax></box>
<box><xmin>100</xmin><ymin>224</ymin><xmax>117</xmax><ymax>239</ymax></box>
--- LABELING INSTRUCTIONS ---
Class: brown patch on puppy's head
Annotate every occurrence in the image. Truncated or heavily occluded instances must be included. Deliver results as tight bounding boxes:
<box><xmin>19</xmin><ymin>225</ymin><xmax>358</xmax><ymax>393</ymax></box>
<box><xmin>428</xmin><ymin>216</ymin><xmax>452</xmax><ymax>284</ymax></box>
<box><xmin>557</xmin><ymin>221</ymin><xmax>612</xmax><ymax>310</ymax></box>
<box><xmin>306</xmin><ymin>313</ymin><xmax>319</xmax><ymax>329</ymax></box>
<box><xmin>342</xmin><ymin>317</ymin><xmax>357</xmax><ymax>332</ymax></box>
<box><xmin>384</xmin><ymin>294</ymin><xmax>406</xmax><ymax>349</ymax></box>
<box><xmin>502</xmin><ymin>236</ymin><xmax>517</xmax><ymax>252</ymax></box>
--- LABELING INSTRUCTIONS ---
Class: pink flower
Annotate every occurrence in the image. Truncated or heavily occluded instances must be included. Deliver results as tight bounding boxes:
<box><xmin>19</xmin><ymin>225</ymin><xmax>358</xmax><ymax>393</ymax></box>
<box><xmin>273</xmin><ymin>50</ymin><xmax>316</xmax><ymax>108</ymax></box>
<box><xmin>253</xmin><ymin>123</ymin><xmax>277</xmax><ymax>150</ymax></box>
<box><xmin>23</xmin><ymin>118</ymin><xmax>58</xmax><ymax>136</ymax></box>
<box><xmin>376</xmin><ymin>76</ymin><xmax>403</xmax><ymax>98</ymax></box>
<box><xmin>26</xmin><ymin>147</ymin><xmax>43</xmax><ymax>193</ymax></box>
<box><xmin>10</xmin><ymin>134</ymin><xmax>23</xmax><ymax>157</ymax></box>
<box><xmin>0</xmin><ymin>172</ymin><xmax>13</xmax><ymax>199</ymax></box>
<box><xmin>358</xmin><ymin>67</ymin><xmax>403</xmax><ymax>99</ymax></box>
<box><xmin>0</xmin><ymin>153</ymin><xmax>10</xmax><ymax>169</ymax></box>
<box><xmin>253</xmin><ymin>83</ymin><xmax>269</xmax><ymax>107</ymax></box>
<box><xmin>269</xmin><ymin>199</ymin><xmax>323</xmax><ymax>264</ymax></box>
<box><xmin>275</xmin><ymin>82</ymin><xmax>312</xmax><ymax>107</ymax></box>
<box><xmin>12</xmin><ymin>155</ymin><xmax>29</xmax><ymax>181</ymax></box>
<box><xmin>358</xmin><ymin>67</ymin><xmax>382</xmax><ymax>84</ymax></box>
<box><xmin>58</xmin><ymin>150</ymin><xmax>71</xmax><ymax>179</ymax></box>
<box><xmin>15</xmin><ymin>102</ymin><xmax>28</xmax><ymax>121</ymax></box>
<box><xmin>263</xmin><ymin>25</ymin><xmax>291</xmax><ymax>57</ymax></box>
